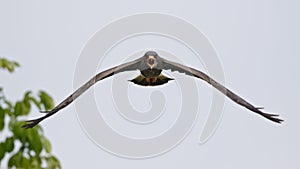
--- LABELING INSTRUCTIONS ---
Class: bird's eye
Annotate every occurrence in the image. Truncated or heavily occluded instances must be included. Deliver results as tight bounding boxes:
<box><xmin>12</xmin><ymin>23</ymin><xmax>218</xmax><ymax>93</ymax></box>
<box><xmin>148</xmin><ymin>58</ymin><xmax>155</xmax><ymax>65</ymax></box>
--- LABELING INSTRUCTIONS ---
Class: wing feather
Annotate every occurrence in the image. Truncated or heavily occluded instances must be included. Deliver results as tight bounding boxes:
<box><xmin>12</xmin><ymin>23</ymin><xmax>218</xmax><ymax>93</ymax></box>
<box><xmin>161</xmin><ymin>58</ymin><xmax>283</xmax><ymax>124</ymax></box>
<box><xmin>22</xmin><ymin>58</ymin><xmax>142</xmax><ymax>128</ymax></box>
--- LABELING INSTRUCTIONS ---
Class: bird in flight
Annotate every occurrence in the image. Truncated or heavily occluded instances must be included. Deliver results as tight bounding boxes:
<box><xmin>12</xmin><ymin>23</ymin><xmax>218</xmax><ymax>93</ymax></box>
<box><xmin>22</xmin><ymin>51</ymin><xmax>283</xmax><ymax>128</ymax></box>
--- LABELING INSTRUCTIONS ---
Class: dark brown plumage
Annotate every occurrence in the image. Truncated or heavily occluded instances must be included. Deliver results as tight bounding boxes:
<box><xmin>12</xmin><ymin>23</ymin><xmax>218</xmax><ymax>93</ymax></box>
<box><xmin>22</xmin><ymin>51</ymin><xmax>283</xmax><ymax>128</ymax></box>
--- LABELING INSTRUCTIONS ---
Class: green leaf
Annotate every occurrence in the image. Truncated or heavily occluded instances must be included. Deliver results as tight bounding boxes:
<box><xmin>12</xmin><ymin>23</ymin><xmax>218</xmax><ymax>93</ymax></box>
<box><xmin>39</xmin><ymin>91</ymin><xmax>54</xmax><ymax>110</ymax></box>
<box><xmin>0</xmin><ymin>58</ymin><xmax>7</xmax><ymax>69</ymax></box>
<box><xmin>22</xmin><ymin>100</ymin><xmax>31</xmax><ymax>115</ymax></box>
<box><xmin>11</xmin><ymin>121</ymin><xmax>27</xmax><ymax>143</ymax></box>
<box><xmin>14</xmin><ymin>100</ymin><xmax>30</xmax><ymax>116</ymax></box>
<box><xmin>7</xmin><ymin>64</ymin><xmax>14</xmax><ymax>72</ymax></box>
<box><xmin>24</xmin><ymin>91</ymin><xmax>32</xmax><ymax>101</ymax></box>
<box><xmin>11</xmin><ymin>120</ymin><xmax>43</xmax><ymax>155</ymax></box>
<box><xmin>14</xmin><ymin>101</ymin><xmax>24</xmax><ymax>116</ymax></box>
<box><xmin>20</xmin><ymin>155</ymin><xmax>30</xmax><ymax>168</ymax></box>
<box><xmin>29</xmin><ymin>156</ymin><xmax>41</xmax><ymax>168</ymax></box>
<box><xmin>29</xmin><ymin>97</ymin><xmax>41</xmax><ymax>110</ymax></box>
<box><xmin>27</xmin><ymin>129</ymin><xmax>43</xmax><ymax>155</ymax></box>
<box><xmin>13</xmin><ymin>61</ymin><xmax>20</xmax><ymax>67</ymax></box>
<box><xmin>46</xmin><ymin>156</ymin><xmax>61</xmax><ymax>169</ymax></box>
<box><xmin>1</xmin><ymin>58</ymin><xmax>61</xmax><ymax>168</ymax></box>
<box><xmin>36</xmin><ymin>125</ymin><xmax>44</xmax><ymax>134</ymax></box>
<box><xmin>0</xmin><ymin>58</ymin><xmax>20</xmax><ymax>73</ymax></box>
<box><xmin>41</xmin><ymin>136</ymin><xmax>52</xmax><ymax>153</ymax></box>
<box><xmin>4</xmin><ymin>100</ymin><xmax>13</xmax><ymax>109</ymax></box>
<box><xmin>0</xmin><ymin>107</ymin><xmax>5</xmax><ymax>131</ymax></box>
<box><xmin>0</xmin><ymin>142</ymin><xmax>5</xmax><ymax>161</ymax></box>
<box><xmin>23</xmin><ymin>90</ymin><xmax>42</xmax><ymax>109</ymax></box>
<box><xmin>8</xmin><ymin>152</ymin><xmax>22</xmax><ymax>168</ymax></box>
<box><xmin>5</xmin><ymin>137</ymin><xmax>14</xmax><ymax>152</ymax></box>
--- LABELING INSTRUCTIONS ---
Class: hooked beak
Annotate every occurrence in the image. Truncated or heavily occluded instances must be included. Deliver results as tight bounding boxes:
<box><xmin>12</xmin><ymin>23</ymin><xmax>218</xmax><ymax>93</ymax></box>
<box><xmin>147</xmin><ymin>56</ymin><xmax>156</xmax><ymax>69</ymax></box>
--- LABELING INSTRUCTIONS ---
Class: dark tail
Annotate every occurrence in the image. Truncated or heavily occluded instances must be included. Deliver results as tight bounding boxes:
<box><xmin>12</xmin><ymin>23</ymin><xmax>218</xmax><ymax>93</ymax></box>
<box><xmin>130</xmin><ymin>73</ymin><xmax>173</xmax><ymax>86</ymax></box>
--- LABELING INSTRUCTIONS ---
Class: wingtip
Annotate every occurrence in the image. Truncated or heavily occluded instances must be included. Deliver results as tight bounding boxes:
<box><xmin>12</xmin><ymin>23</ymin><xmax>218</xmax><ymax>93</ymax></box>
<box><xmin>249</xmin><ymin>106</ymin><xmax>284</xmax><ymax>124</ymax></box>
<box><xmin>21</xmin><ymin>118</ymin><xmax>44</xmax><ymax>129</ymax></box>
<box><xmin>21</xmin><ymin>122</ymin><xmax>35</xmax><ymax>129</ymax></box>
<box><xmin>261</xmin><ymin>112</ymin><xmax>284</xmax><ymax>124</ymax></box>
<box><xmin>275</xmin><ymin>117</ymin><xmax>284</xmax><ymax>124</ymax></box>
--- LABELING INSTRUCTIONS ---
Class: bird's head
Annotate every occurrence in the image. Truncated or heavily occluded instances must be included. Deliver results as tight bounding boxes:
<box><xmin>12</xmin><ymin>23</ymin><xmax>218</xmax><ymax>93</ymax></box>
<box><xmin>144</xmin><ymin>51</ymin><xmax>158</xmax><ymax>69</ymax></box>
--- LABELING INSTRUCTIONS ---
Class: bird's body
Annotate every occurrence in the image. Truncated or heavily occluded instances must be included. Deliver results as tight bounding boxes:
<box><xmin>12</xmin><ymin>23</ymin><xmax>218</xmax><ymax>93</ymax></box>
<box><xmin>141</xmin><ymin>68</ymin><xmax>162</xmax><ymax>77</ymax></box>
<box><xmin>131</xmin><ymin>68</ymin><xmax>173</xmax><ymax>86</ymax></box>
<box><xmin>22</xmin><ymin>51</ymin><xmax>283</xmax><ymax>128</ymax></box>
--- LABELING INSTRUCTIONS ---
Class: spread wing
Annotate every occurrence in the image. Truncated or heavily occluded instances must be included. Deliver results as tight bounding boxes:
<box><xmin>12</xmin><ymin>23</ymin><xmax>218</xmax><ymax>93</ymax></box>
<box><xmin>22</xmin><ymin>58</ymin><xmax>142</xmax><ymax>128</ymax></box>
<box><xmin>160</xmin><ymin>58</ymin><xmax>283</xmax><ymax>124</ymax></box>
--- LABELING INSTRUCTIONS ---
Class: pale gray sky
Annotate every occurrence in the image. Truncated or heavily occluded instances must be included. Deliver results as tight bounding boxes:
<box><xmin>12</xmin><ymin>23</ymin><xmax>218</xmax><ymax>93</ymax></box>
<box><xmin>1</xmin><ymin>0</ymin><xmax>299</xmax><ymax>168</ymax></box>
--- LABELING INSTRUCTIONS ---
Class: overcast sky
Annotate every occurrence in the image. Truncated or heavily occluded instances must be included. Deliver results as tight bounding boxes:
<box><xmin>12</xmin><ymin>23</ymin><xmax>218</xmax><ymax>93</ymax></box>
<box><xmin>1</xmin><ymin>0</ymin><xmax>299</xmax><ymax>168</ymax></box>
